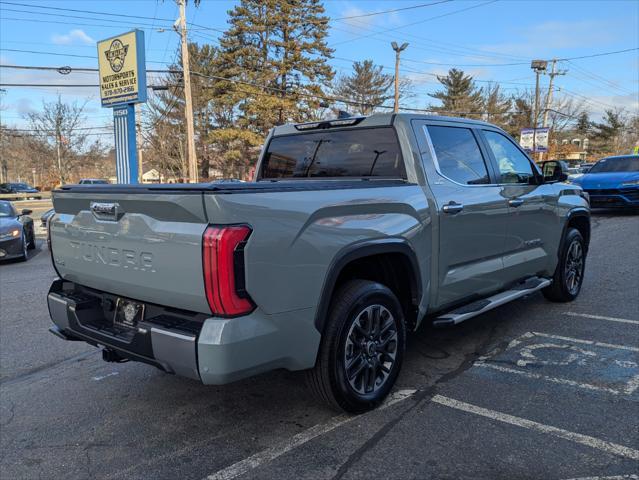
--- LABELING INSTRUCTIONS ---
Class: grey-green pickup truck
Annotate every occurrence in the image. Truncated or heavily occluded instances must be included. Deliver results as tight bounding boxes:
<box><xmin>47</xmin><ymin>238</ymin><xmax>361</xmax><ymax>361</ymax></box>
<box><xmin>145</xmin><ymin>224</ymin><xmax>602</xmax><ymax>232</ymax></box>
<box><xmin>48</xmin><ymin>113</ymin><xmax>590</xmax><ymax>412</ymax></box>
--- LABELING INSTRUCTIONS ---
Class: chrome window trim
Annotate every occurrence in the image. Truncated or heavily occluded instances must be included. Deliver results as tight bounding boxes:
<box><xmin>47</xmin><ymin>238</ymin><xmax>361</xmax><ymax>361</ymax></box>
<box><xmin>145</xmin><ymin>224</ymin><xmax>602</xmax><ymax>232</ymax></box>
<box><xmin>421</xmin><ymin>125</ymin><xmax>495</xmax><ymax>188</ymax></box>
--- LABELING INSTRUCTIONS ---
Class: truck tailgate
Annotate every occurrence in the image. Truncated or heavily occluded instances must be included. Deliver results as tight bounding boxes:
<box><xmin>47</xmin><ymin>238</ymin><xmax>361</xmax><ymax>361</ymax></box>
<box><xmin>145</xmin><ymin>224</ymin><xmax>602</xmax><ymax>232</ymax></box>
<box><xmin>50</xmin><ymin>191</ymin><xmax>211</xmax><ymax>314</ymax></box>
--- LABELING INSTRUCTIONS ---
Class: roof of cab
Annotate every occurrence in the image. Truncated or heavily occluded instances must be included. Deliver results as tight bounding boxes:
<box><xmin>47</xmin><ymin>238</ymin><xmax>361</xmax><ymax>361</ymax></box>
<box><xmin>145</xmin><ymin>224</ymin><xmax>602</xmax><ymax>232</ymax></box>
<box><xmin>271</xmin><ymin>112</ymin><xmax>495</xmax><ymax>136</ymax></box>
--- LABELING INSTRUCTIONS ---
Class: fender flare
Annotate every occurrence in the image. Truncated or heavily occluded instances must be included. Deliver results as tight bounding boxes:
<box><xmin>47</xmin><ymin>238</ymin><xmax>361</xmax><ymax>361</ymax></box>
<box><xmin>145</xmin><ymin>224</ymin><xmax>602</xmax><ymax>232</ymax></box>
<box><xmin>560</xmin><ymin>208</ymin><xmax>591</xmax><ymax>255</ymax></box>
<box><xmin>313</xmin><ymin>239</ymin><xmax>422</xmax><ymax>333</ymax></box>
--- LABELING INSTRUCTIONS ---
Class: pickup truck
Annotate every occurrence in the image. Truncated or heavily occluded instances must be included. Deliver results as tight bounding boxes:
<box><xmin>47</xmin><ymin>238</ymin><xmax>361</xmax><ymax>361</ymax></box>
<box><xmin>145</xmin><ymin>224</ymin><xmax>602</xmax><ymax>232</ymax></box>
<box><xmin>47</xmin><ymin>114</ymin><xmax>590</xmax><ymax>413</ymax></box>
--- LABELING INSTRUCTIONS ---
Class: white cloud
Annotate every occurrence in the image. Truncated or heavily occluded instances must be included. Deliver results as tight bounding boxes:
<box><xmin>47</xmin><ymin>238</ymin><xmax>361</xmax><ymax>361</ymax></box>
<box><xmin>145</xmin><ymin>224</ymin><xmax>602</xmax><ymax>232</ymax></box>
<box><xmin>52</xmin><ymin>29</ymin><xmax>95</xmax><ymax>46</ymax></box>
<box><xmin>480</xmin><ymin>20</ymin><xmax>616</xmax><ymax>58</ymax></box>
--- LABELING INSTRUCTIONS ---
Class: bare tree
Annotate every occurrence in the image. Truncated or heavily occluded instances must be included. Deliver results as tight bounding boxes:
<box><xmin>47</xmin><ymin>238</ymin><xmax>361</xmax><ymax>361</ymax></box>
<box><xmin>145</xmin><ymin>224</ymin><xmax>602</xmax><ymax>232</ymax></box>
<box><xmin>26</xmin><ymin>95</ymin><xmax>92</xmax><ymax>184</ymax></box>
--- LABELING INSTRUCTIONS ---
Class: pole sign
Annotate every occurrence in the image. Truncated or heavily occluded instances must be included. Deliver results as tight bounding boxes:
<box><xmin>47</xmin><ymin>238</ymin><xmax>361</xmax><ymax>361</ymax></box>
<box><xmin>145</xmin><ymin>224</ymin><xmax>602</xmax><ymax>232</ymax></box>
<box><xmin>97</xmin><ymin>29</ymin><xmax>146</xmax><ymax>184</ymax></box>
<box><xmin>520</xmin><ymin>128</ymin><xmax>550</xmax><ymax>153</ymax></box>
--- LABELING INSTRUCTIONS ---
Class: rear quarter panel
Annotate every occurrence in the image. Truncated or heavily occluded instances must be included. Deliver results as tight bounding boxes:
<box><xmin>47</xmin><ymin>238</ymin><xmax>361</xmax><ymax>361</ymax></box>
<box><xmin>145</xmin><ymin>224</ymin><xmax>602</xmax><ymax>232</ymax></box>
<box><xmin>203</xmin><ymin>185</ymin><xmax>431</xmax><ymax>316</ymax></box>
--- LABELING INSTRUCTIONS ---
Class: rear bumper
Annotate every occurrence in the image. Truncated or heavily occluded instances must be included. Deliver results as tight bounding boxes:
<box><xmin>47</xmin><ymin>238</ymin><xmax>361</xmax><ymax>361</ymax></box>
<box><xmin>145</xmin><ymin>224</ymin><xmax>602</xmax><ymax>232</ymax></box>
<box><xmin>47</xmin><ymin>280</ymin><xmax>320</xmax><ymax>384</ymax></box>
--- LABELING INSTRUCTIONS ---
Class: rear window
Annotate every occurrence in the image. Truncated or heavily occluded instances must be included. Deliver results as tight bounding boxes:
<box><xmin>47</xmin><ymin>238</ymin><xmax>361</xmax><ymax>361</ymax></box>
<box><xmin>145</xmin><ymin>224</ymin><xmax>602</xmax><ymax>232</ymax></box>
<box><xmin>260</xmin><ymin>127</ymin><xmax>406</xmax><ymax>179</ymax></box>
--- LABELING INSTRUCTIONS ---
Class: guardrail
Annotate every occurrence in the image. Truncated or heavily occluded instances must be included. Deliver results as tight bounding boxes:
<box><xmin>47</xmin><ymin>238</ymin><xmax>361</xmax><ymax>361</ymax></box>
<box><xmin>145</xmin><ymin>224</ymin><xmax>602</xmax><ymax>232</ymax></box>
<box><xmin>0</xmin><ymin>192</ymin><xmax>51</xmax><ymax>201</ymax></box>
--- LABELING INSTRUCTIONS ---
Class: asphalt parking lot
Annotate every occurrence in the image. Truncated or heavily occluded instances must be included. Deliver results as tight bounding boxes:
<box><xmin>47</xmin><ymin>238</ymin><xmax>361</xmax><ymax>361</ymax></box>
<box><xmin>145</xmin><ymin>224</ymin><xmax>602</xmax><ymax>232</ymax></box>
<box><xmin>1</xmin><ymin>210</ymin><xmax>638</xmax><ymax>480</ymax></box>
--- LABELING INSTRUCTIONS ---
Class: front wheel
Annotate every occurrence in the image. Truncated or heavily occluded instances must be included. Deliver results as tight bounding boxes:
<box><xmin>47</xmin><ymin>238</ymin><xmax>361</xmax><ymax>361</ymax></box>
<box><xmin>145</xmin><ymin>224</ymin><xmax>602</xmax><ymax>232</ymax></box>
<box><xmin>543</xmin><ymin>228</ymin><xmax>586</xmax><ymax>302</ymax></box>
<box><xmin>18</xmin><ymin>231</ymin><xmax>28</xmax><ymax>261</ymax></box>
<box><xmin>306</xmin><ymin>280</ymin><xmax>406</xmax><ymax>413</ymax></box>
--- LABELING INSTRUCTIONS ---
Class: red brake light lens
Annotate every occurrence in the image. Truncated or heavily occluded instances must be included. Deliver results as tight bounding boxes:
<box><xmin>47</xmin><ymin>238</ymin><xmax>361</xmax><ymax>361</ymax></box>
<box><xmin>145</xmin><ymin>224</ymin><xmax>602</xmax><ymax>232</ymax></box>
<box><xmin>202</xmin><ymin>225</ymin><xmax>254</xmax><ymax>317</ymax></box>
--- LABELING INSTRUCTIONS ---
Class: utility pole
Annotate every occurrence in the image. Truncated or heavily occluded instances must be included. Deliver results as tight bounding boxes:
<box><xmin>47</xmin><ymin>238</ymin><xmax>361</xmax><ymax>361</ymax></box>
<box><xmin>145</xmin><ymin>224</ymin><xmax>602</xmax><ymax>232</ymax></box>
<box><xmin>542</xmin><ymin>59</ymin><xmax>567</xmax><ymax>129</ymax></box>
<box><xmin>391</xmin><ymin>42</ymin><xmax>409</xmax><ymax>113</ymax></box>
<box><xmin>176</xmin><ymin>0</ymin><xmax>198</xmax><ymax>183</ymax></box>
<box><xmin>531</xmin><ymin>60</ymin><xmax>548</xmax><ymax>162</ymax></box>
<box><xmin>540</xmin><ymin>59</ymin><xmax>567</xmax><ymax>161</ymax></box>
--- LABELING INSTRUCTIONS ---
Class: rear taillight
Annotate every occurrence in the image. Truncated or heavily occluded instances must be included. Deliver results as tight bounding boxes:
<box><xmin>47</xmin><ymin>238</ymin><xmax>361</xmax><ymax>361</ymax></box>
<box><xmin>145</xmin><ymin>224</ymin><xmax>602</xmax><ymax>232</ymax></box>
<box><xmin>202</xmin><ymin>225</ymin><xmax>254</xmax><ymax>317</ymax></box>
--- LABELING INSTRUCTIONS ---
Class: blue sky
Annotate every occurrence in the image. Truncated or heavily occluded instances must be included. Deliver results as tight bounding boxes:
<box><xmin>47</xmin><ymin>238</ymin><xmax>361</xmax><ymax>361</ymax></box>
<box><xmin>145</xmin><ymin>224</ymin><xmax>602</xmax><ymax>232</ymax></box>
<box><xmin>0</xmin><ymin>0</ymin><xmax>637</xmax><ymax>142</ymax></box>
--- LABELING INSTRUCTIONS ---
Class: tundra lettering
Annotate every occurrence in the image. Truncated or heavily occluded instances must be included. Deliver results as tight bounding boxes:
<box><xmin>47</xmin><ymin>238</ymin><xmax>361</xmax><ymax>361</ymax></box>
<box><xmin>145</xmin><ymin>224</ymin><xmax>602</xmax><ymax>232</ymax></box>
<box><xmin>69</xmin><ymin>241</ymin><xmax>155</xmax><ymax>272</ymax></box>
<box><xmin>48</xmin><ymin>113</ymin><xmax>590</xmax><ymax>413</ymax></box>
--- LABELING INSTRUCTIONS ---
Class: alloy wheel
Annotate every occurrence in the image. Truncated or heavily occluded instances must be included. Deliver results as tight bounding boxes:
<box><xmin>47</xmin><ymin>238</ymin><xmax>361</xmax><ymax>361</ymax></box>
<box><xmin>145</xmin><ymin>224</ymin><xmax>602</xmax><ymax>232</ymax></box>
<box><xmin>343</xmin><ymin>304</ymin><xmax>398</xmax><ymax>395</ymax></box>
<box><xmin>564</xmin><ymin>239</ymin><xmax>584</xmax><ymax>295</ymax></box>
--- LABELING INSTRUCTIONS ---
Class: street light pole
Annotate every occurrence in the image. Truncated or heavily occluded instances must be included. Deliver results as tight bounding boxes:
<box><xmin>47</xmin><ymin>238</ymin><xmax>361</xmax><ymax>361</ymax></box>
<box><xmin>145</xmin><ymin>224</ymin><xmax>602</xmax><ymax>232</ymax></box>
<box><xmin>530</xmin><ymin>60</ymin><xmax>548</xmax><ymax>162</ymax></box>
<box><xmin>391</xmin><ymin>42</ymin><xmax>409</xmax><ymax>113</ymax></box>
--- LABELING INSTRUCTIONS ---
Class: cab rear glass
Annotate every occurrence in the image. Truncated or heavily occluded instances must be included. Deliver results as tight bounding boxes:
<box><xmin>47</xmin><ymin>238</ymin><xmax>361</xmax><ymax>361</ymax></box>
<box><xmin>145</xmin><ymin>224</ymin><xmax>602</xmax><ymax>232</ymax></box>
<box><xmin>259</xmin><ymin>127</ymin><xmax>406</xmax><ymax>179</ymax></box>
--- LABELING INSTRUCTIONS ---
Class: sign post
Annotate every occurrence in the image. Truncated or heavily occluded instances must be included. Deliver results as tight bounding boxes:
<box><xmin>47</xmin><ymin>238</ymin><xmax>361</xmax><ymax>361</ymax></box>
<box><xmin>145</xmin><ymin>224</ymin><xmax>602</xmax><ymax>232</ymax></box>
<box><xmin>97</xmin><ymin>29</ymin><xmax>147</xmax><ymax>184</ymax></box>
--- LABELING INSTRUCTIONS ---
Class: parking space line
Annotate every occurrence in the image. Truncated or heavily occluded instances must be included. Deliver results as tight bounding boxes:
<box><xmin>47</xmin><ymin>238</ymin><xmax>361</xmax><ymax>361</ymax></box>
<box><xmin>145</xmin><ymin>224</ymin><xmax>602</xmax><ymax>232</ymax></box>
<box><xmin>563</xmin><ymin>475</ymin><xmax>639</xmax><ymax>480</ymax></box>
<box><xmin>531</xmin><ymin>332</ymin><xmax>639</xmax><ymax>353</ymax></box>
<box><xmin>566</xmin><ymin>312</ymin><xmax>639</xmax><ymax>326</ymax></box>
<box><xmin>205</xmin><ymin>389</ymin><xmax>417</xmax><ymax>480</ymax></box>
<box><xmin>431</xmin><ymin>395</ymin><xmax>639</xmax><ymax>461</ymax></box>
<box><xmin>474</xmin><ymin>362</ymin><xmax>621</xmax><ymax>395</ymax></box>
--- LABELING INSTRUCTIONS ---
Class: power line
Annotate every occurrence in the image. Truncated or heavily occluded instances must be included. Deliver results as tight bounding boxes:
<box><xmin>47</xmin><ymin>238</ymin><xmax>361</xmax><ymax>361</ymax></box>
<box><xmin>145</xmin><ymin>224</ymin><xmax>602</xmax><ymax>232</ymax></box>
<box><xmin>0</xmin><ymin>48</ymin><xmax>171</xmax><ymax>65</ymax></box>
<box><xmin>559</xmin><ymin>48</ymin><xmax>639</xmax><ymax>61</ymax></box>
<box><xmin>331</xmin><ymin>0</ymin><xmax>499</xmax><ymax>47</ymax></box>
<box><xmin>334</xmin><ymin>1</ymin><xmax>453</xmax><ymax>20</ymax></box>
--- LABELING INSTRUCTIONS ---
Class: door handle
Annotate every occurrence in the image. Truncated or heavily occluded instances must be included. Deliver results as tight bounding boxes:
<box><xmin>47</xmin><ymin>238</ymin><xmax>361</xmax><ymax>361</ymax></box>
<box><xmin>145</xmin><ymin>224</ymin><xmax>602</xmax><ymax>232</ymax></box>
<box><xmin>442</xmin><ymin>201</ymin><xmax>464</xmax><ymax>214</ymax></box>
<box><xmin>508</xmin><ymin>198</ymin><xmax>524</xmax><ymax>207</ymax></box>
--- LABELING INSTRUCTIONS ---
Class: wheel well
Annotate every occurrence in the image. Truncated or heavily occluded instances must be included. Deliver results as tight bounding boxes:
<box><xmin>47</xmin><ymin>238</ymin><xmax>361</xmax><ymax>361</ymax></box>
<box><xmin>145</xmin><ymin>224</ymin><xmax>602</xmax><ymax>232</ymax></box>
<box><xmin>567</xmin><ymin>215</ymin><xmax>590</xmax><ymax>251</ymax></box>
<box><xmin>332</xmin><ymin>253</ymin><xmax>419</xmax><ymax>330</ymax></box>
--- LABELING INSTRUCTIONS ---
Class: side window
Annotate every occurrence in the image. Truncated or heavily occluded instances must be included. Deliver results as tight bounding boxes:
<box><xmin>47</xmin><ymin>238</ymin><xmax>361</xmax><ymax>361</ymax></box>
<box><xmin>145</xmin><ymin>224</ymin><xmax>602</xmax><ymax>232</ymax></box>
<box><xmin>425</xmin><ymin>126</ymin><xmax>490</xmax><ymax>185</ymax></box>
<box><xmin>483</xmin><ymin>130</ymin><xmax>535</xmax><ymax>184</ymax></box>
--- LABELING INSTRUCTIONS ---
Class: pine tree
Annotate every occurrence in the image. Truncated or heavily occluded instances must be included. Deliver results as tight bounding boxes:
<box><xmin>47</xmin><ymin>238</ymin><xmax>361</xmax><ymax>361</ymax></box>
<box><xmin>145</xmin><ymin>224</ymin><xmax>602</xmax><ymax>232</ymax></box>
<box><xmin>429</xmin><ymin>69</ymin><xmax>484</xmax><ymax>118</ymax></box>
<box><xmin>333</xmin><ymin>60</ymin><xmax>393</xmax><ymax>115</ymax></box>
<box><xmin>576</xmin><ymin>111</ymin><xmax>590</xmax><ymax>134</ymax></box>
<box><xmin>217</xmin><ymin>0</ymin><xmax>334</xmax><ymax>133</ymax></box>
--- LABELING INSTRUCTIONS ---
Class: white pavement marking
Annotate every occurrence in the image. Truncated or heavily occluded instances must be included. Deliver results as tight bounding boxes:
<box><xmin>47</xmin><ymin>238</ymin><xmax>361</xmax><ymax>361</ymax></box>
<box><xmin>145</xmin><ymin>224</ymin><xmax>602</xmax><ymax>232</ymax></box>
<box><xmin>566</xmin><ymin>312</ymin><xmax>639</xmax><ymax>326</ymax></box>
<box><xmin>92</xmin><ymin>372</ymin><xmax>119</xmax><ymax>381</ymax></box>
<box><xmin>431</xmin><ymin>395</ymin><xmax>639</xmax><ymax>461</ymax></box>
<box><xmin>205</xmin><ymin>389</ymin><xmax>417</xmax><ymax>480</ymax></box>
<box><xmin>531</xmin><ymin>332</ymin><xmax>639</xmax><ymax>353</ymax></box>
<box><xmin>625</xmin><ymin>375</ymin><xmax>639</xmax><ymax>395</ymax></box>
<box><xmin>564</xmin><ymin>475</ymin><xmax>639</xmax><ymax>480</ymax></box>
<box><xmin>474</xmin><ymin>362</ymin><xmax>620</xmax><ymax>395</ymax></box>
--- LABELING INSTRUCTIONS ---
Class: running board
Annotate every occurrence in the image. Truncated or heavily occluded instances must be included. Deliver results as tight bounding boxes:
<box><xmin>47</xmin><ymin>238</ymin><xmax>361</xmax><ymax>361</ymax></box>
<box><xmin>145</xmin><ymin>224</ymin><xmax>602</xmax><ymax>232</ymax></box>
<box><xmin>432</xmin><ymin>277</ymin><xmax>552</xmax><ymax>327</ymax></box>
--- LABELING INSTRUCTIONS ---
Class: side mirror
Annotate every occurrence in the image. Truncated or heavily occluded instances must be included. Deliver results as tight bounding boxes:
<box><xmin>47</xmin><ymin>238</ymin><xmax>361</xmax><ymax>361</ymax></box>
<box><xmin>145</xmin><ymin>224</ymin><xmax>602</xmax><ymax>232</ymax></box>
<box><xmin>541</xmin><ymin>161</ymin><xmax>568</xmax><ymax>183</ymax></box>
<box><xmin>21</xmin><ymin>209</ymin><xmax>33</xmax><ymax>216</ymax></box>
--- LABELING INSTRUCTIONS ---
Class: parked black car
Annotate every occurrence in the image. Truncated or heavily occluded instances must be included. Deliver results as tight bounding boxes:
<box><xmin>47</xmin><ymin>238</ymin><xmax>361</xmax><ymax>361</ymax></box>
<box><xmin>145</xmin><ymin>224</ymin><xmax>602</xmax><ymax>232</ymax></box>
<box><xmin>0</xmin><ymin>200</ymin><xmax>36</xmax><ymax>261</ymax></box>
<box><xmin>0</xmin><ymin>182</ymin><xmax>42</xmax><ymax>199</ymax></box>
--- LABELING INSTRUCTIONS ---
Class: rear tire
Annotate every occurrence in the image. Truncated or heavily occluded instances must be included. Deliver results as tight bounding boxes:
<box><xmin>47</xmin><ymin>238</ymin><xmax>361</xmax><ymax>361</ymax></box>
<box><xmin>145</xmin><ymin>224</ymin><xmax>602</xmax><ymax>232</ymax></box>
<box><xmin>306</xmin><ymin>280</ymin><xmax>406</xmax><ymax>413</ymax></box>
<box><xmin>543</xmin><ymin>228</ymin><xmax>585</xmax><ymax>302</ymax></box>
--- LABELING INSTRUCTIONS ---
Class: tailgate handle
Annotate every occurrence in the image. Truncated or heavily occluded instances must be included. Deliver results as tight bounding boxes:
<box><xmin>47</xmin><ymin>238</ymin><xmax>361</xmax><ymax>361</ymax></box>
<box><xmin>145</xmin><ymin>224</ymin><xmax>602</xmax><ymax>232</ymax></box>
<box><xmin>90</xmin><ymin>202</ymin><xmax>122</xmax><ymax>221</ymax></box>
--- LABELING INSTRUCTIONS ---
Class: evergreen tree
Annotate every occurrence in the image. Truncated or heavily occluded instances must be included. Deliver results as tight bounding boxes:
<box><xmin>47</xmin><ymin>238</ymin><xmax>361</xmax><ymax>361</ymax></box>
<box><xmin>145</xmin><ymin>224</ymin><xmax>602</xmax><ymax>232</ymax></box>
<box><xmin>429</xmin><ymin>68</ymin><xmax>484</xmax><ymax>118</ymax></box>
<box><xmin>576</xmin><ymin>111</ymin><xmax>590</xmax><ymax>134</ymax></box>
<box><xmin>217</xmin><ymin>0</ymin><xmax>334</xmax><ymax>133</ymax></box>
<box><xmin>333</xmin><ymin>60</ymin><xmax>393</xmax><ymax>115</ymax></box>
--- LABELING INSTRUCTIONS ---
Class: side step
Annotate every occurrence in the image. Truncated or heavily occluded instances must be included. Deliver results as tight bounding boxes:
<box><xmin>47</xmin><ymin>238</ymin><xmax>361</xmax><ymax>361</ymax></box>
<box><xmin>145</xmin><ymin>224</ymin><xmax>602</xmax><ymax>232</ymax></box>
<box><xmin>432</xmin><ymin>277</ymin><xmax>552</xmax><ymax>327</ymax></box>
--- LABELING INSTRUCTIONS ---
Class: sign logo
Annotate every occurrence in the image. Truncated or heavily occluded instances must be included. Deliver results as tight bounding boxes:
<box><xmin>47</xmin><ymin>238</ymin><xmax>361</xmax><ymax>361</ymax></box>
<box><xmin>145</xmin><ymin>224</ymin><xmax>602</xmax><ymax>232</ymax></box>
<box><xmin>104</xmin><ymin>39</ymin><xmax>129</xmax><ymax>73</ymax></box>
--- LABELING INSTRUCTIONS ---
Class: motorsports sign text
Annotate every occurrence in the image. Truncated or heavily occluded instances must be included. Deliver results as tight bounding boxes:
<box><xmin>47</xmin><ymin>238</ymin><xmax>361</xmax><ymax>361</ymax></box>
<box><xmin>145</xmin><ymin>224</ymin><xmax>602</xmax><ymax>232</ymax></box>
<box><xmin>97</xmin><ymin>30</ymin><xmax>147</xmax><ymax>107</ymax></box>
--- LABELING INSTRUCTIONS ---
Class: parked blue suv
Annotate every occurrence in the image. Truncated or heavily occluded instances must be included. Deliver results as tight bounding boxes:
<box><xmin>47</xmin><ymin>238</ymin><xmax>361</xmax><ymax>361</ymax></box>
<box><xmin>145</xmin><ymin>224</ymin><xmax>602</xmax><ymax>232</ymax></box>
<box><xmin>570</xmin><ymin>155</ymin><xmax>639</xmax><ymax>208</ymax></box>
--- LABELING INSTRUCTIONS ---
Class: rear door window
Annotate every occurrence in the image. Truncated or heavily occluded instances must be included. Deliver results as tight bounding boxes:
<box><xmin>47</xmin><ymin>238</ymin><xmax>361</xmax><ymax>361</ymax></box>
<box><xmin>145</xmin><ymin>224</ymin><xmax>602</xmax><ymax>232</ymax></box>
<box><xmin>260</xmin><ymin>127</ymin><xmax>406</xmax><ymax>179</ymax></box>
<box><xmin>425</xmin><ymin>125</ymin><xmax>490</xmax><ymax>185</ymax></box>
